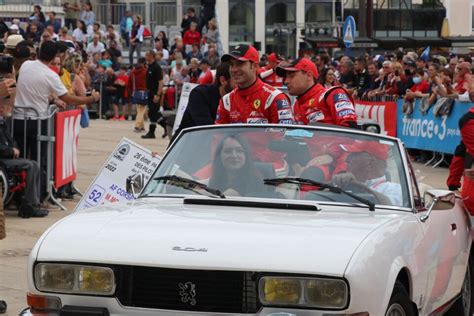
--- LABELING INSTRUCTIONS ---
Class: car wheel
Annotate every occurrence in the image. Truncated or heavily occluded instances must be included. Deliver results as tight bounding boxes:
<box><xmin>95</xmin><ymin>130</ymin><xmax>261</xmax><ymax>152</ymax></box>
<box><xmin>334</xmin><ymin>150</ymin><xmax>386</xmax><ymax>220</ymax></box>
<box><xmin>445</xmin><ymin>257</ymin><xmax>474</xmax><ymax>316</ymax></box>
<box><xmin>385</xmin><ymin>281</ymin><xmax>415</xmax><ymax>316</ymax></box>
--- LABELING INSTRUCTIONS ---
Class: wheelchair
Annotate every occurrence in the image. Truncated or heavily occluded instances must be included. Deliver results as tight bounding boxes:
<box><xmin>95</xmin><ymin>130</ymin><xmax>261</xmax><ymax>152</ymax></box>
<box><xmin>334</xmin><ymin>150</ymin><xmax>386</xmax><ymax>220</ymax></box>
<box><xmin>0</xmin><ymin>164</ymin><xmax>27</xmax><ymax>207</ymax></box>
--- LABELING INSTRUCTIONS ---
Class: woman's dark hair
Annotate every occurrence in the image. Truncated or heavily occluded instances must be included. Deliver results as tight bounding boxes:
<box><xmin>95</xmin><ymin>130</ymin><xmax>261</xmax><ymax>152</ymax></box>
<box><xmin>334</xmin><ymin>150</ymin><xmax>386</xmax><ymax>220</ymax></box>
<box><xmin>78</xmin><ymin>20</ymin><xmax>87</xmax><ymax>34</ymax></box>
<box><xmin>318</xmin><ymin>67</ymin><xmax>334</xmax><ymax>85</ymax></box>
<box><xmin>209</xmin><ymin>134</ymin><xmax>262</xmax><ymax>196</ymax></box>
<box><xmin>215</xmin><ymin>62</ymin><xmax>230</xmax><ymax>86</ymax></box>
<box><xmin>84</xmin><ymin>2</ymin><xmax>93</xmax><ymax>10</ymax></box>
<box><xmin>440</xmin><ymin>68</ymin><xmax>454</xmax><ymax>80</ymax></box>
<box><xmin>159</xmin><ymin>31</ymin><xmax>169</xmax><ymax>49</ymax></box>
<box><xmin>38</xmin><ymin>41</ymin><xmax>59</xmax><ymax>62</ymax></box>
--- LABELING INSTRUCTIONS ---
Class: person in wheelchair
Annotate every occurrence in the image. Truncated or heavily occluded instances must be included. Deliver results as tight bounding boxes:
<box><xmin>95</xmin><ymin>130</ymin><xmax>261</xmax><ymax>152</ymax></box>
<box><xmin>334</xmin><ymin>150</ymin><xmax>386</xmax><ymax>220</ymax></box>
<box><xmin>0</xmin><ymin>106</ymin><xmax>48</xmax><ymax>218</ymax></box>
<box><xmin>332</xmin><ymin>141</ymin><xmax>402</xmax><ymax>206</ymax></box>
<box><xmin>209</xmin><ymin>135</ymin><xmax>264</xmax><ymax>197</ymax></box>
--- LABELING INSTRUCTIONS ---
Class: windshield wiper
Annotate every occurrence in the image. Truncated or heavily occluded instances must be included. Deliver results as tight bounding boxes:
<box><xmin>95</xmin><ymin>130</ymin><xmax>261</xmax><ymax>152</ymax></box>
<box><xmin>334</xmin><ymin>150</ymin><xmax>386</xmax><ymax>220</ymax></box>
<box><xmin>154</xmin><ymin>175</ymin><xmax>226</xmax><ymax>198</ymax></box>
<box><xmin>264</xmin><ymin>177</ymin><xmax>375</xmax><ymax>211</ymax></box>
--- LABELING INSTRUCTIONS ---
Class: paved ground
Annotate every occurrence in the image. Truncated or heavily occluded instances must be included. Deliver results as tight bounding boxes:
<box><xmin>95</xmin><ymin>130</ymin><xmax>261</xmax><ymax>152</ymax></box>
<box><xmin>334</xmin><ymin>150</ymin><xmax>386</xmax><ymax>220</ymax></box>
<box><xmin>0</xmin><ymin>119</ymin><xmax>450</xmax><ymax>315</ymax></box>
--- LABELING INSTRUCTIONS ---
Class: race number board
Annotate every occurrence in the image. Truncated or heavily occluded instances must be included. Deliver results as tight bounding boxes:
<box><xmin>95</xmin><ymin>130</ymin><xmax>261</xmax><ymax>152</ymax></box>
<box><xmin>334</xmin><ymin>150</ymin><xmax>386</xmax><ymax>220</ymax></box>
<box><xmin>172</xmin><ymin>82</ymin><xmax>199</xmax><ymax>135</ymax></box>
<box><xmin>75</xmin><ymin>138</ymin><xmax>161</xmax><ymax>211</ymax></box>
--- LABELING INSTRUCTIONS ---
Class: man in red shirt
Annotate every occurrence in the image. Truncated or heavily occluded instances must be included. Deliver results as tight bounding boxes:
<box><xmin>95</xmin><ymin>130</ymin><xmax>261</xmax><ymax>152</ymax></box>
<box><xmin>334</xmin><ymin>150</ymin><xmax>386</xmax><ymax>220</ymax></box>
<box><xmin>259</xmin><ymin>52</ymin><xmax>283</xmax><ymax>87</ymax></box>
<box><xmin>276</xmin><ymin>58</ymin><xmax>357</xmax><ymax>127</ymax></box>
<box><xmin>454</xmin><ymin>62</ymin><xmax>471</xmax><ymax>95</ymax></box>
<box><xmin>215</xmin><ymin>44</ymin><xmax>293</xmax><ymax>124</ymax></box>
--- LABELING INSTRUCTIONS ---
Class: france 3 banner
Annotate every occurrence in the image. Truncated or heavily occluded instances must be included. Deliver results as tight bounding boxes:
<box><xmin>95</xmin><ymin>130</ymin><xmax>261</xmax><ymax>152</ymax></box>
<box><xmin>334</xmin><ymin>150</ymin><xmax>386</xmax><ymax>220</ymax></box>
<box><xmin>75</xmin><ymin>138</ymin><xmax>161</xmax><ymax>211</ymax></box>
<box><xmin>354</xmin><ymin>100</ymin><xmax>397</xmax><ymax>137</ymax></box>
<box><xmin>55</xmin><ymin>109</ymin><xmax>82</xmax><ymax>188</ymax></box>
<box><xmin>396</xmin><ymin>99</ymin><xmax>471</xmax><ymax>154</ymax></box>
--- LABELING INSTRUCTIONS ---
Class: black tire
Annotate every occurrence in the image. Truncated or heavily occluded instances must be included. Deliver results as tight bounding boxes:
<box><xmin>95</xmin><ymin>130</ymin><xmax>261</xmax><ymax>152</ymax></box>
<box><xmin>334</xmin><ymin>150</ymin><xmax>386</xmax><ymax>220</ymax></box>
<box><xmin>385</xmin><ymin>281</ymin><xmax>416</xmax><ymax>316</ymax></box>
<box><xmin>444</xmin><ymin>255</ymin><xmax>474</xmax><ymax>316</ymax></box>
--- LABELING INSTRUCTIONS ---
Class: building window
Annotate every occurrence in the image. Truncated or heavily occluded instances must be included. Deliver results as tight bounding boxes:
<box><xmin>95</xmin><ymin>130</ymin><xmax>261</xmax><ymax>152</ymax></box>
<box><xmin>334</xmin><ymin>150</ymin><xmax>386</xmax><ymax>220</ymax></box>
<box><xmin>265</xmin><ymin>0</ymin><xmax>296</xmax><ymax>58</ymax></box>
<box><xmin>229</xmin><ymin>1</ymin><xmax>255</xmax><ymax>46</ymax></box>
<box><xmin>472</xmin><ymin>5</ymin><xmax>474</xmax><ymax>31</ymax></box>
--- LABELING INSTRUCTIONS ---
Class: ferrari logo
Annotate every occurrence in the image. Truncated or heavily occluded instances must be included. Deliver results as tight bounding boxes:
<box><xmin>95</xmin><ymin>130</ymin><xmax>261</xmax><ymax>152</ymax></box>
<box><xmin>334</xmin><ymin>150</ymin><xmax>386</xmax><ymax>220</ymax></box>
<box><xmin>309</xmin><ymin>98</ymin><xmax>315</xmax><ymax>106</ymax></box>
<box><xmin>253</xmin><ymin>99</ymin><xmax>261</xmax><ymax>109</ymax></box>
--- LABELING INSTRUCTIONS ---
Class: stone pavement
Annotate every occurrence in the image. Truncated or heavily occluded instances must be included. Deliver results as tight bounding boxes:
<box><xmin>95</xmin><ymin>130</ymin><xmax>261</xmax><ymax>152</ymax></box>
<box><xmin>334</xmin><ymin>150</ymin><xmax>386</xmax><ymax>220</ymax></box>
<box><xmin>0</xmin><ymin>119</ymin><xmax>450</xmax><ymax>315</ymax></box>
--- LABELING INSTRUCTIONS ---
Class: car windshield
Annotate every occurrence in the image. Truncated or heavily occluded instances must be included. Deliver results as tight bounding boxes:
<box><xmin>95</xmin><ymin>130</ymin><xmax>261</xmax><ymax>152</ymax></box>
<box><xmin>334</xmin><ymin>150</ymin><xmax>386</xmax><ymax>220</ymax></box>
<box><xmin>143</xmin><ymin>126</ymin><xmax>410</xmax><ymax>209</ymax></box>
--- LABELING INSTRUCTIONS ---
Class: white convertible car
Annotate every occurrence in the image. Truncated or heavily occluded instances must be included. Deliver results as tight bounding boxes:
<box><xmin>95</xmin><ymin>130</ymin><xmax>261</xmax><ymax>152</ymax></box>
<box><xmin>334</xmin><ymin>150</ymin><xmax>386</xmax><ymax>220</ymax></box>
<box><xmin>23</xmin><ymin>124</ymin><xmax>472</xmax><ymax>316</ymax></box>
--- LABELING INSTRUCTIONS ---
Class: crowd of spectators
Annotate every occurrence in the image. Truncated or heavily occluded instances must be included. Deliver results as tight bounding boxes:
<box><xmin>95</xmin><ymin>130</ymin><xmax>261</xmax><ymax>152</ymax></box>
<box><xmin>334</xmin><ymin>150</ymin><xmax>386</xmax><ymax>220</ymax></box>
<box><xmin>1</xmin><ymin>4</ymin><xmax>220</xmax><ymax>122</ymax></box>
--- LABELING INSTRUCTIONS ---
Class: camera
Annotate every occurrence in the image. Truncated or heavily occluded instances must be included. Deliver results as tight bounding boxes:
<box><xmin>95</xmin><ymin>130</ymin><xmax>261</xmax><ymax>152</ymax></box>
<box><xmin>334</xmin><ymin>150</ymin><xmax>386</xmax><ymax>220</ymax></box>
<box><xmin>0</xmin><ymin>55</ymin><xmax>13</xmax><ymax>75</ymax></box>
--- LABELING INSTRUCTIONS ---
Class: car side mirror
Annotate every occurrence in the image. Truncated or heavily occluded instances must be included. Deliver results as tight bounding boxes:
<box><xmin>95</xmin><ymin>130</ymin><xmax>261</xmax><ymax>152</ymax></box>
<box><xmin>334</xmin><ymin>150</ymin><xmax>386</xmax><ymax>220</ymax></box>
<box><xmin>420</xmin><ymin>189</ymin><xmax>456</xmax><ymax>222</ymax></box>
<box><xmin>126</xmin><ymin>173</ymin><xmax>145</xmax><ymax>197</ymax></box>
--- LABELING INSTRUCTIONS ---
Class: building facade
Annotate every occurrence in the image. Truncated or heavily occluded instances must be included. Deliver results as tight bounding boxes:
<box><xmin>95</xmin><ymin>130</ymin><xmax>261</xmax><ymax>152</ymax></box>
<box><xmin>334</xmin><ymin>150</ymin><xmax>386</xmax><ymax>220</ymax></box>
<box><xmin>1</xmin><ymin>0</ymin><xmax>473</xmax><ymax>54</ymax></box>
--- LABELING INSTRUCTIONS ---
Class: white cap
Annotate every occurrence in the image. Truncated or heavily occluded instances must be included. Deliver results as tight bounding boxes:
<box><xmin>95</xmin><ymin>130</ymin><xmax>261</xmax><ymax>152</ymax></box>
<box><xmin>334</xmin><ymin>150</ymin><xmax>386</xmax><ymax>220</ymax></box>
<box><xmin>9</xmin><ymin>24</ymin><xmax>19</xmax><ymax>31</ymax></box>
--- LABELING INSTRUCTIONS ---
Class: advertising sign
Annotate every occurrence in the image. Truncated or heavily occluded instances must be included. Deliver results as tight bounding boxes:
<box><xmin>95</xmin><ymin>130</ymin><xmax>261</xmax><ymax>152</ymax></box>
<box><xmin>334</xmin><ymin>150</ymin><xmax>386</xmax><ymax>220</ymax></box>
<box><xmin>172</xmin><ymin>82</ymin><xmax>199</xmax><ymax>135</ymax></box>
<box><xmin>397</xmin><ymin>99</ymin><xmax>470</xmax><ymax>154</ymax></box>
<box><xmin>75</xmin><ymin>138</ymin><xmax>161</xmax><ymax>211</ymax></box>
<box><xmin>55</xmin><ymin>109</ymin><xmax>82</xmax><ymax>187</ymax></box>
<box><xmin>355</xmin><ymin>100</ymin><xmax>397</xmax><ymax>137</ymax></box>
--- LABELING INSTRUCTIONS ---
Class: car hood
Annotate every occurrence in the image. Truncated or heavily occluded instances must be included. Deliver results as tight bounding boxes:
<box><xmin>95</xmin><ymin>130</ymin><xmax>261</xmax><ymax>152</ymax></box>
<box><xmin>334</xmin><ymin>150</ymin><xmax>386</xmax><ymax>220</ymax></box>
<box><xmin>37</xmin><ymin>198</ymin><xmax>403</xmax><ymax>276</ymax></box>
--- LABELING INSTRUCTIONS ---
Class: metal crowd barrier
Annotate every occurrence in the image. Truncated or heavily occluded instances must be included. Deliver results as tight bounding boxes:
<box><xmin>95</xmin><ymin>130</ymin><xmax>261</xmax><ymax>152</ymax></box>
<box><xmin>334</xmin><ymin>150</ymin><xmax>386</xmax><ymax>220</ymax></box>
<box><xmin>11</xmin><ymin>104</ymin><xmax>66</xmax><ymax>211</ymax></box>
<box><xmin>357</xmin><ymin>95</ymin><xmax>400</xmax><ymax>102</ymax></box>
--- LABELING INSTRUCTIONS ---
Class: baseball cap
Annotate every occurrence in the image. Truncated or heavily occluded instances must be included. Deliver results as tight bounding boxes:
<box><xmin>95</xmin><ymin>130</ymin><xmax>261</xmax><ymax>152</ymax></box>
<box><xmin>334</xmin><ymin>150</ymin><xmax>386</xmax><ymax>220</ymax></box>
<box><xmin>267</xmin><ymin>52</ymin><xmax>281</xmax><ymax>63</ymax></box>
<box><xmin>275</xmin><ymin>58</ymin><xmax>319</xmax><ymax>79</ymax></box>
<box><xmin>6</xmin><ymin>34</ymin><xmax>24</xmax><ymax>49</ymax></box>
<box><xmin>340</xmin><ymin>141</ymin><xmax>389</xmax><ymax>161</ymax></box>
<box><xmin>221</xmin><ymin>44</ymin><xmax>259</xmax><ymax>64</ymax></box>
<box><xmin>13</xmin><ymin>42</ymin><xmax>30</xmax><ymax>59</ymax></box>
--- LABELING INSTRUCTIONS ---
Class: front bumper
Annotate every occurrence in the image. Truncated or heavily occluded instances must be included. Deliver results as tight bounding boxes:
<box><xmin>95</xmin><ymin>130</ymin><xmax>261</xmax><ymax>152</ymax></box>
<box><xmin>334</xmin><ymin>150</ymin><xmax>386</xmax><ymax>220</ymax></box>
<box><xmin>20</xmin><ymin>306</ymin><xmax>364</xmax><ymax>316</ymax></box>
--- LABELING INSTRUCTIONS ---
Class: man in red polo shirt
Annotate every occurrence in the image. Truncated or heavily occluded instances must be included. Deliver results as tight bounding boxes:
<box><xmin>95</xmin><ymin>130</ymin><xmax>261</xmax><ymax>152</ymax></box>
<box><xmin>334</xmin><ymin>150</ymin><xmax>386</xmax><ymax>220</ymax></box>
<box><xmin>215</xmin><ymin>44</ymin><xmax>293</xmax><ymax>124</ymax></box>
<box><xmin>276</xmin><ymin>58</ymin><xmax>357</xmax><ymax>127</ymax></box>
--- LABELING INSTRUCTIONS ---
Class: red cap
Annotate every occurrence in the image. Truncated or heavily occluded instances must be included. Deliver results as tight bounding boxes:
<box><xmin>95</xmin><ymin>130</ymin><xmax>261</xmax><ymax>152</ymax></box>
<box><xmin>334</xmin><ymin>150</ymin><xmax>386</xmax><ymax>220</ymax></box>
<box><xmin>221</xmin><ymin>44</ymin><xmax>259</xmax><ymax>64</ymax></box>
<box><xmin>276</xmin><ymin>58</ymin><xmax>319</xmax><ymax>79</ymax></box>
<box><xmin>340</xmin><ymin>141</ymin><xmax>389</xmax><ymax>161</ymax></box>
<box><xmin>267</xmin><ymin>53</ymin><xmax>280</xmax><ymax>63</ymax></box>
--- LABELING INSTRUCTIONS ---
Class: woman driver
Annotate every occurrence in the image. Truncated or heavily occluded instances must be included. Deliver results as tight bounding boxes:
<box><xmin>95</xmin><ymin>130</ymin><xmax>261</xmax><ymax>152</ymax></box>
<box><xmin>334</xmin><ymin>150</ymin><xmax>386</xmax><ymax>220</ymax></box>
<box><xmin>209</xmin><ymin>135</ymin><xmax>263</xmax><ymax>196</ymax></box>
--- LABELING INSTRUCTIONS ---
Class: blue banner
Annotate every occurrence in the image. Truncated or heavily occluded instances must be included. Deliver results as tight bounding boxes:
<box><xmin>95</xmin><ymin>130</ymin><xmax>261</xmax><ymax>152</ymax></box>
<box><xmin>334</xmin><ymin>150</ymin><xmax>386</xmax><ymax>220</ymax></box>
<box><xmin>397</xmin><ymin>99</ymin><xmax>471</xmax><ymax>154</ymax></box>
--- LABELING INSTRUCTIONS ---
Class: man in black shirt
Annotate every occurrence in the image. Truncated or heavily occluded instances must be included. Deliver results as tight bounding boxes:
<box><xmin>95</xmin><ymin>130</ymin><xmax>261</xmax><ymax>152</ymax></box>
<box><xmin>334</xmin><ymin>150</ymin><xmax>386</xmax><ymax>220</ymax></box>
<box><xmin>142</xmin><ymin>50</ymin><xmax>165</xmax><ymax>139</ymax></box>
<box><xmin>354</xmin><ymin>56</ymin><xmax>371</xmax><ymax>98</ymax></box>
<box><xmin>172</xmin><ymin>62</ymin><xmax>232</xmax><ymax>143</ymax></box>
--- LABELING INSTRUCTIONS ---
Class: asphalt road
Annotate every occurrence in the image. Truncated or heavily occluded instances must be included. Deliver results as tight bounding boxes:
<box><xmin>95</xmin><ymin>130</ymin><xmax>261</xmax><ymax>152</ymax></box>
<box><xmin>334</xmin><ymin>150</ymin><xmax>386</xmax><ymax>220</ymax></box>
<box><xmin>0</xmin><ymin>119</ymin><xmax>450</xmax><ymax>315</ymax></box>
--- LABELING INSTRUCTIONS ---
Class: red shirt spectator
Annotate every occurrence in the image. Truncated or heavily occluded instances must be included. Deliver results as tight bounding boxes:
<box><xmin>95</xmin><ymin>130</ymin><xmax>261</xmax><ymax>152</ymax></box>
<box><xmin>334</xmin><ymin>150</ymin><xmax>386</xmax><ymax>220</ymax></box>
<box><xmin>183</xmin><ymin>23</ymin><xmax>201</xmax><ymax>46</ymax></box>
<box><xmin>127</xmin><ymin>64</ymin><xmax>147</xmax><ymax>94</ymax></box>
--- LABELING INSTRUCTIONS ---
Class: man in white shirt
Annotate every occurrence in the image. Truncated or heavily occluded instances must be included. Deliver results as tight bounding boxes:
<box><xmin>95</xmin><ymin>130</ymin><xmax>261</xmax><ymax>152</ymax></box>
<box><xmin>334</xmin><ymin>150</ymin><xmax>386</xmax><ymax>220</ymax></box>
<box><xmin>14</xmin><ymin>41</ymin><xmax>100</xmax><ymax>204</ymax></box>
<box><xmin>333</xmin><ymin>141</ymin><xmax>403</xmax><ymax>206</ymax></box>
<box><xmin>86</xmin><ymin>34</ymin><xmax>105</xmax><ymax>56</ymax></box>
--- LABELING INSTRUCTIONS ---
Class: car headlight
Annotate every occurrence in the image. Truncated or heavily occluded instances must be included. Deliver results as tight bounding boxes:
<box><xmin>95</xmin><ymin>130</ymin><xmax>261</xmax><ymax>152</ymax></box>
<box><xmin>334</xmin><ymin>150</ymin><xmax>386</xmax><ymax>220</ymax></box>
<box><xmin>259</xmin><ymin>276</ymin><xmax>348</xmax><ymax>309</ymax></box>
<box><xmin>34</xmin><ymin>263</ymin><xmax>116</xmax><ymax>295</ymax></box>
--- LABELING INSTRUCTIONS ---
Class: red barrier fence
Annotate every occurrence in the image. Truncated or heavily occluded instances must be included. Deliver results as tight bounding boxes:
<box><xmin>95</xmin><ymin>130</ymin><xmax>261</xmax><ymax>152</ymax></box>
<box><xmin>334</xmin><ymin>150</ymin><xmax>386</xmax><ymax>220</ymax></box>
<box><xmin>355</xmin><ymin>100</ymin><xmax>398</xmax><ymax>137</ymax></box>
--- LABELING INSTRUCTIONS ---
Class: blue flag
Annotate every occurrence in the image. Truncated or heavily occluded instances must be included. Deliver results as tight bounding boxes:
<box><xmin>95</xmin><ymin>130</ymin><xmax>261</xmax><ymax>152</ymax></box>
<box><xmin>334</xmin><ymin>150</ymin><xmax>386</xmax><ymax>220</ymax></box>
<box><xmin>420</xmin><ymin>46</ymin><xmax>430</xmax><ymax>61</ymax></box>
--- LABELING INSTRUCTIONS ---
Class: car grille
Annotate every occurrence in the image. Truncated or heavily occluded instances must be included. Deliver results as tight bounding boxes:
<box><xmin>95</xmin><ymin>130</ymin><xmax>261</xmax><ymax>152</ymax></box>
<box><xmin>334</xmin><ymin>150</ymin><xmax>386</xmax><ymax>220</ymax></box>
<box><xmin>116</xmin><ymin>266</ymin><xmax>260</xmax><ymax>313</ymax></box>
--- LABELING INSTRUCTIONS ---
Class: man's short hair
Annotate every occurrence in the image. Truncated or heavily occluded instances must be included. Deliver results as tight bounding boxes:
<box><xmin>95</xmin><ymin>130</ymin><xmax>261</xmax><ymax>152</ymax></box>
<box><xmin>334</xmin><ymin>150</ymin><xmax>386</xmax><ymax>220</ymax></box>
<box><xmin>48</xmin><ymin>11</ymin><xmax>56</xmax><ymax>16</ymax></box>
<box><xmin>39</xmin><ymin>41</ymin><xmax>59</xmax><ymax>62</ymax></box>
<box><xmin>137</xmin><ymin>57</ymin><xmax>146</xmax><ymax>64</ymax></box>
<box><xmin>355</xmin><ymin>56</ymin><xmax>367</xmax><ymax>65</ymax></box>
<box><xmin>187</xmin><ymin>7</ymin><xmax>195</xmax><ymax>13</ymax></box>
<box><xmin>146</xmin><ymin>50</ymin><xmax>156</xmax><ymax>57</ymax></box>
<box><xmin>215</xmin><ymin>62</ymin><xmax>231</xmax><ymax>86</ymax></box>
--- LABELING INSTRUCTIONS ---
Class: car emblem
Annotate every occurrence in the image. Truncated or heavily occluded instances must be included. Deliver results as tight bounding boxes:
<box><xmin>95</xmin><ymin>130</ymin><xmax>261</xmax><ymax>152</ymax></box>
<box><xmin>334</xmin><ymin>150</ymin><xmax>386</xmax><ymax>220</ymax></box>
<box><xmin>178</xmin><ymin>281</ymin><xmax>197</xmax><ymax>305</ymax></box>
<box><xmin>253</xmin><ymin>99</ymin><xmax>261</xmax><ymax>109</ymax></box>
<box><xmin>172</xmin><ymin>246</ymin><xmax>208</xmax><ymax>252</ymax></box>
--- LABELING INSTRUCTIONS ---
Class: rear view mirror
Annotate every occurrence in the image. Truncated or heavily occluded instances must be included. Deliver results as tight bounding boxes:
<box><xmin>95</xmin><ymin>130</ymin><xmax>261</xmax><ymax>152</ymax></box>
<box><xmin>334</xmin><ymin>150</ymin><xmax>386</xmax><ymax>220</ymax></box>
<box><xmin>126</xmin><ymin>173</ymin><xmax>145</xmax><ymax>197</ymax></box>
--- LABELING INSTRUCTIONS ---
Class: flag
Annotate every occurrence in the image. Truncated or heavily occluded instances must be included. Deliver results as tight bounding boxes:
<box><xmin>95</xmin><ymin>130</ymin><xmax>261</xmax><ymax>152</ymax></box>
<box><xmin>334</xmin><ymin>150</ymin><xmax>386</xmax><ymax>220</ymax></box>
<box><xmin>420</xmin><ymin>46</ymin><xmax>430</xmax><ymax>61</ymax></box>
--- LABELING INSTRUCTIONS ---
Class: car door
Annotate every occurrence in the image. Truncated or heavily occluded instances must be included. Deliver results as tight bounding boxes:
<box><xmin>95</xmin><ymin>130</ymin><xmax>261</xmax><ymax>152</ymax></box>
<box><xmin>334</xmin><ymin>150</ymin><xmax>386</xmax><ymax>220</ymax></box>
<box><xmin>408</xmin><ymin>163</ymin><xmax>466</xmax><ymax>313</ymax></box>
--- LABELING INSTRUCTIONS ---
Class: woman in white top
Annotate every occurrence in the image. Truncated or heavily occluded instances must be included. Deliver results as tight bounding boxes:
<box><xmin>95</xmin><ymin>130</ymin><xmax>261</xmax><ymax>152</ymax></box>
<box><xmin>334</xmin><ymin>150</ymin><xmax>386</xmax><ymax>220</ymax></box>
<box><xmin>80</xmin><ymin>2</ymin><xmax>95</xmax><ymax>34</ymax></box>
<box><xmin>72</xmin><ymin>20</ymin><xmax>87</xmax><ymax>44</ymax></box>
<box><xmin>129</xmin><ymin>15</ymin><xmax>144</xmax><ymax>65</ymax></box>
